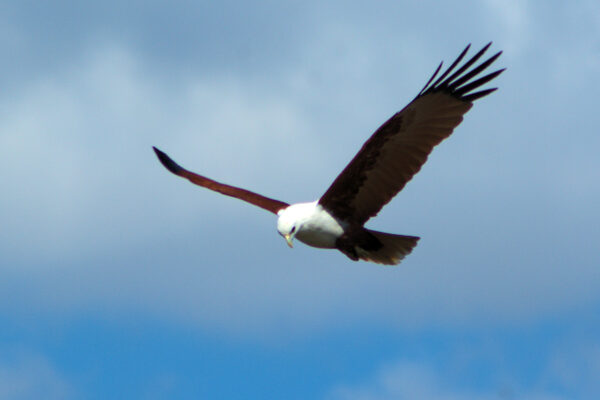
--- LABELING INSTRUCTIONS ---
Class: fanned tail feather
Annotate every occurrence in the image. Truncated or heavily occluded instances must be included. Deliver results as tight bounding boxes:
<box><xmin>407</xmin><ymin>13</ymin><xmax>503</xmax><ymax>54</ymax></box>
<box><xmin>357</xmin><ymin>230</ymin><xmax>420</xmax><ymax>265</ymax></box>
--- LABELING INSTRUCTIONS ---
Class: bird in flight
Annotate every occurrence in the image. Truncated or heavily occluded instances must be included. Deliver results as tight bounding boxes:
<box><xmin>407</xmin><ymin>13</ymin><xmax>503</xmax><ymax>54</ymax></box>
<box><xmin>154</xmin><ymin>43</ymin><xmax>503</xmax><ymax>265</ymax></box>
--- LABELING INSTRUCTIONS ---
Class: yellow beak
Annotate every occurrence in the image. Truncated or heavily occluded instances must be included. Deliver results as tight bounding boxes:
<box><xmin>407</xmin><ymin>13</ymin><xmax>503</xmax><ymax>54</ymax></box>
<box><xmin>284</xmin><ymin>234</ymin><xmax>294</xmax><ymax>248</ymax></box>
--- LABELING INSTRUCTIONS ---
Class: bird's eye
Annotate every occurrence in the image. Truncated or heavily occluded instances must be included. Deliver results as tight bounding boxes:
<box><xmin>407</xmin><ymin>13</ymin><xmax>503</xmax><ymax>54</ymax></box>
<box><xmin>290</xmin><ymin>226</ymin><xmax>296</xmax><ymax>234</ymax></box>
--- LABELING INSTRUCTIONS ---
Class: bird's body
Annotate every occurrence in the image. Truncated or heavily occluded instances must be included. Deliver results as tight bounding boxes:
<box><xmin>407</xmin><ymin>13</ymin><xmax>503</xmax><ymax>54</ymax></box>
<box><xmin>153</xmin><ymin>43</ymin><xmax>504</xmax><ymax>265</ymax></box>
<box><xmin>275</xmin><ymin>201</ymin><xmax>419</xmax><ymax>264</ymax></box>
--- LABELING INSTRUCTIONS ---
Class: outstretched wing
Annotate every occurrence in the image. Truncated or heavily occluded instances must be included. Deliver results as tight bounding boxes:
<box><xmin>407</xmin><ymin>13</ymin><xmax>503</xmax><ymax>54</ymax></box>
<box><xmin>153</xmin><ymin>147</ymin><xmax>289</xmax><ymax>214</ymax></box>
<box><xmin>319</xmin><ymin>43</ymin><xmax>504</xmax><ymax>224</ymax></box>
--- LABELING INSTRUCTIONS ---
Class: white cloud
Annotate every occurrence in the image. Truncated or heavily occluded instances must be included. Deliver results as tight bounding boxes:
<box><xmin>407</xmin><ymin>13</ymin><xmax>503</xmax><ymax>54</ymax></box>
<box><xmin>0</xmin><ymin>41</ymin><xmax>323</xmax><ymax>260</ymax></box>
<box><xmin>328</xmin><ymin>362</ymin><xmax>504</xmax><ymax>400</ymax></box>
<box><xmin>326</xmin><ymin>354</ymin><xmax>595</xmax><ymax>400</ymax></box>
<box><xmin>0</xmin><ymin>352</ymin><xmax>74</xmax><ymax>400</ymax></box>
<box><xmin>543</xmin><ymin>341</ymin><xmax>600</xmax><ymax>398</ymax></box>
<box><xmin>483</xmin><ymin>0</ymin><xmax>532</xmax><ymax>55</ymax></box>
<box><xmin>0</xmin><ymin>3</ymin><xmax>599</xmax><ymax>339</ymax></box>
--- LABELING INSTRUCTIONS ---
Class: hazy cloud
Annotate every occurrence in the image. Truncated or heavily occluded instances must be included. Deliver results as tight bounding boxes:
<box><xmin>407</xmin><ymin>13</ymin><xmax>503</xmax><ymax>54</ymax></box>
<box><xmin>0</xmin><ymin>352</ymin><xmax>74</xmax><ymax>400</ymax></box>
<box><xmin>327</xmin><ymin>344</ymin><xmax>600</xmax><ymax>400</ymax></box>
<box><xmin>0</xmin><ymin>1</ymin><xmax>598</xmax><ymax>340</ymax></box>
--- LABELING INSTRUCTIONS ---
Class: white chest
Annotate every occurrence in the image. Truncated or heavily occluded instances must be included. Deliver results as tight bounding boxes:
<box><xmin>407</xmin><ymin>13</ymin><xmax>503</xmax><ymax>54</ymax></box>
<box><xmin>294</xmin><ymin>205</ymin><xmax>345</xmax><ymax>249</ymax></box>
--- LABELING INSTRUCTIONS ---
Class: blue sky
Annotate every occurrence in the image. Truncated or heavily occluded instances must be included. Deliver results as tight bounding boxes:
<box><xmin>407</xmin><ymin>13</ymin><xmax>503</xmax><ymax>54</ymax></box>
<box><xmin>1</xmin><ymin>0</ymin><xmax>599</xmax><ymax>398</ymax></box>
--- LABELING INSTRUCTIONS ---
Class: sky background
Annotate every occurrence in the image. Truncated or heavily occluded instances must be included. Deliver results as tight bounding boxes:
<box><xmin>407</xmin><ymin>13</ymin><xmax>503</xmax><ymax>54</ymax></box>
<box><xmin>1</xmin><ymin>0</ymin><xmax>599</xmax><ymax>399</ymax></box>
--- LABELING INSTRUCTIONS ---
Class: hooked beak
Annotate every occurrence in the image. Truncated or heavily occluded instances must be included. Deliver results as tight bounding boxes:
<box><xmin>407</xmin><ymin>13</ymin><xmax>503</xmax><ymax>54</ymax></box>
<box><xmin>284</xmin><ymin>234</ymin><xmax>294</xmax><ymax>248</ymax></box>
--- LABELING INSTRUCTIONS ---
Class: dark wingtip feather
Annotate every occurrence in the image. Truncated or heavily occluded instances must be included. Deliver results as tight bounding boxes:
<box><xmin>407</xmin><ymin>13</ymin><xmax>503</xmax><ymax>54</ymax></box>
<box><xmin>461</xmin><ymin>87</ymin><xmax>498</xmax><ymax>102</ymax></box>
<box><xmin>429</xmin><ymin>43</ymin><xmax>472</xmax><ymax>90</ymax></box>
<box><xmin>153</xmin><ymin>146</ymin><xmax>184</xmax><ymax>175</ymax></box>
<box><xmin>447</xmin><ymin>50</ymin><xmax>503</xmax><ymax>90</ymax></box>
<box><xmin>453</xmin><ymin>68</ymin><xmax>505</xmax><ymax>97</ymax></box>
<box><xmin>418</xmin><ymin>42</ymin><xmax>503</xmax><ymax>102</ymax></box>
<box><xmin>418</xmin><ymin>61</ymin><xmax>443</xmax><ymax>96</ymax></box>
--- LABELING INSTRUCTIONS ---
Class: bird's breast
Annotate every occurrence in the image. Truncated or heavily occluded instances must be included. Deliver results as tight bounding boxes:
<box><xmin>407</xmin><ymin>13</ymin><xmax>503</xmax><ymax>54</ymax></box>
<box><xmin>295</xmin><ymin>208</ymin><xmax>345</xmax><ymax>249</ymax></box>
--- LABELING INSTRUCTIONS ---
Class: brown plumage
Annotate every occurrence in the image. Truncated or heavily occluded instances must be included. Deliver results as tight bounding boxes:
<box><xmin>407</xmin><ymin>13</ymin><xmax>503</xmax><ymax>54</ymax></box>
<box><xmin>319</xmin><ymin>43</ymin><xmax>504</xmax><ymax>224</ymax></box>
<box><xmin>154</xmin><ymin>43</ymin><xmax>504</xmax><ymax>265</ymax></box>
<box><xmin>153</xmin><ymin>147</ymin><xmax>289</xmax><ymax>214</ymax></box>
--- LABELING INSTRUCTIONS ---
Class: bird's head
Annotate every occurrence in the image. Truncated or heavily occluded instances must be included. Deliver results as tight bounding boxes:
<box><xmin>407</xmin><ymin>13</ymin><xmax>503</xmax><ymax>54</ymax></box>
<box><xmin>277</xmin><ymin>207</ymin><xmax>301</xmax><ymax>248</ymax></box>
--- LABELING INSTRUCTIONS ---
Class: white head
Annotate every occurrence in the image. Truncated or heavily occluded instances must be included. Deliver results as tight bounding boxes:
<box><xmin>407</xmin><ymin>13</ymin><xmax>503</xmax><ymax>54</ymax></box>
<box><xmin>277</xmin><ymin>206</ymin><xmax>302</xmax><ymax>248</ymax></box>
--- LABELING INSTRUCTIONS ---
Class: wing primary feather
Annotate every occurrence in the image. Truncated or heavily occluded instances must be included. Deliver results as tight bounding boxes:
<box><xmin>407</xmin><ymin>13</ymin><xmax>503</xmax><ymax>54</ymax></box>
<box><xmin>438</xmin><ymin>42</ymin><xmax>492</xmax><ymax>90</ymax></box>
<box><xmin>427</xmin><ymin>43</ymin><xmax>472</xmax><ymax>92</ymax></box>
<box><xmin>418</xmin><ymin>61</ymin><xmax>443</xmax><ymax>97</ymax></box>
<box><xmin>416</xmin><ymin>44</ymin><xmax>503</xmax><ymax>104</ymax></box>
<box><xmin>447</xmin><ymin>51</ymin><xmax>503</xmax><ymax>90</ymax></box>
<box><xmin>461</xmin><ymin>87</ymin><xmax>498</xmax><ymax>102</ymax></box>
<box><xmin>453</xmin><ymin>68</ymin><xmax>506</xmax><ymax>97</ymax></box>
<box><xmin>417</xmin><ymin>43</ymin><xmax>503</xmax><ymax>103</ymax></box>
<box><xmin>152</xmin><ymin>147</ymin><xmax>289</xmax><ymax>214</ymax></box>
<box><xmin>154</xmin><ymin>146</ymin><xmax>185</xmax><ymax>175</ymax></box>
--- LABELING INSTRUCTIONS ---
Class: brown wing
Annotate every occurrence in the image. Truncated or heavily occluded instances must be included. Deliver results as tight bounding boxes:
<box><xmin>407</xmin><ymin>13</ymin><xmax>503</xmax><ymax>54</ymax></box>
<box><xmin>319</xmin><ymin>43</ymin><xmax>504</xmax><ymax>224</ymax></box>
<box><xmin>153</xmin><ymin>147</ymin><xmax>289</xmax><ymax>214</ymax></box>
